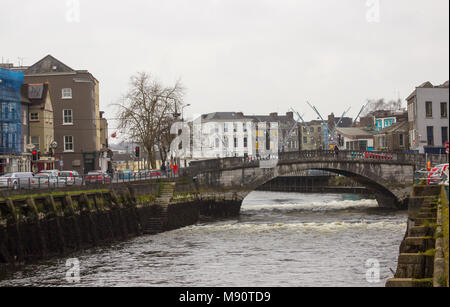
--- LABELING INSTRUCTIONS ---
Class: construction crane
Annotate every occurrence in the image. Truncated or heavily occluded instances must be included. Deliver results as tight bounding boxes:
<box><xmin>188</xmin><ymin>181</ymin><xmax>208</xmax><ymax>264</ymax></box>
<box><xmin>353</xmin><ymin>101</ymin><xmax>369</xmax><ymax>126</ymax></box>
<box><xmin>305</xmin><ymin>100</ymin><xmax>332</xmax><ymax>137</ymax></box>
<box><xmin>280</xmin><ymin>107</ymin><xmax>305</xmax><ymax>150</ymax></box>
<box><xmin>328</xmin><ymin>106</ymin><xmax>351</xmax><ymax>147</ymax></box>
<box><xmin>334</xmin><ymin>107</ymin><xmax>351</xmax><ymax>129</ymax></box>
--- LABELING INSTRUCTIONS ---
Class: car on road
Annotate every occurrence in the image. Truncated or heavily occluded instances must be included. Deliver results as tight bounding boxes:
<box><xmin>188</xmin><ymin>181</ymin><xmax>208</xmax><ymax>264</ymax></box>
<box><xmin>119</xmin><ymin>170</ymin><xmax>134</xmax><ymax>180</ymax></box>
<box><xmin>59</xmin><ymin>170</ymin><xmax>81</xmax><ymax>185</ymax></box>
<box><xmin>0</xmin><ymin>172</ymin><xmax>35</xmax><ymax>190</ymax></box>
<box><xmin>32</xmin><ymin>173</ymin><xmax>61</xmax><ymax>188</ymax></box>
<box><xmin>85</xmin><ymin>171</ymin><xmax>112</xmax><ymax>184</ymax></box>
<box><xmin>151</xmin><ymin>170</ymin><xmax>161</xmax><ymax>177</ymax></box>
<box><xmin>37</xmin><ymin>169</ymin><xmax>61</xmax><ymax>177</ymax></box>
<box><xmin>427</xmin><ymin>163</ymin><xmax>449</xmax><ymax>185</ymax></box>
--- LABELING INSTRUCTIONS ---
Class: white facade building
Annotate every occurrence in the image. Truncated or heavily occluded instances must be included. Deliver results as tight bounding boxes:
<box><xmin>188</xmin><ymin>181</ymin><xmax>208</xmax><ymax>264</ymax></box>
<box><xmin>407</xmin><ymin>81</ymin><xmax>449</xmax><ymax>153</ymax></box>
<box><xmin>335</xmin><ymin>127</ymin><xmax>374</xmax><ymax>151</ymax></box>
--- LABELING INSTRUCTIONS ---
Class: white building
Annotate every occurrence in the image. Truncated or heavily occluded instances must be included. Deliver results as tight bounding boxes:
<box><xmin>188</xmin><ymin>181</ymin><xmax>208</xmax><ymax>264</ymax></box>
<box><xmin>407</xmin><ymin>81</ymin><xmax>449</xmax><ymax>153</ymax></box>
<box><xmin>335</xmin><ymin>127</ymin><xmax>374</xmax><ymax>151</ymax></box>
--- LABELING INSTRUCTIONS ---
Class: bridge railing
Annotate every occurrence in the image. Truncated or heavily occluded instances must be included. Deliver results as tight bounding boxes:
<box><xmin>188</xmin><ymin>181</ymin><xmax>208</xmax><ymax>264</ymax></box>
<box><xmin>185</xmin><ymin>151</ymin><xmax>448</xmax><ymax>174</ymax></box>
<box><xmin>279</xmin><ymin>150</ymin><xmax>448</xmax><ymax>166</ymax></box>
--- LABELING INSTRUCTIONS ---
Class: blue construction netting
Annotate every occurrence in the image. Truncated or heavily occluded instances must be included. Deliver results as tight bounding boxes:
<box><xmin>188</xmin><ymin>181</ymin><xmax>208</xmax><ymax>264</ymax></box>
<box><xmin>0</xmin><ymin>68</ymin><xmax>24</xmax><ymax>155</ymax></box>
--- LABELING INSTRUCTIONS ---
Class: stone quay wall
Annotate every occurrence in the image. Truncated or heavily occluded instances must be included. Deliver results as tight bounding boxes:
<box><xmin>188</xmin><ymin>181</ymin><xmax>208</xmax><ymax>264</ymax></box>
<box><xmin>0</xmin><ymin>178</ymin><xmax>241</xmax><ymax>278</ymax></box>
<box><xmin>386</xmin><ymin>184</ymin><xmax>449</xmax><ymax>287</ymax></box>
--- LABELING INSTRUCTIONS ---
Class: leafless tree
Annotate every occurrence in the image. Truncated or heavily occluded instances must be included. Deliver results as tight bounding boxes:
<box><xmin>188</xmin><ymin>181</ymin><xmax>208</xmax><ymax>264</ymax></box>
<box><xmin>115</xmin><ymin>72</ymin><xmax>185</xmax><ymax>169</ymax></box>
<box><xmin>362</xmin><ymin>98</ymin><xmax>402</xmax><ymax>116</ymax></box>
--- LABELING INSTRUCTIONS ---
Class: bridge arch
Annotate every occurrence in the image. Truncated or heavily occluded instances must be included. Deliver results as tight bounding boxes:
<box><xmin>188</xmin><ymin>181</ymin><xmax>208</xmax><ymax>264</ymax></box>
<box><xmin>250</xmin><ymin>161</ymin><xmax>402</xmax><ymax>208</ymax></box>
<box><xmin>188</xmin><ymin>155</ymin><xmax>417</xmax><ymax>209</ymax></box>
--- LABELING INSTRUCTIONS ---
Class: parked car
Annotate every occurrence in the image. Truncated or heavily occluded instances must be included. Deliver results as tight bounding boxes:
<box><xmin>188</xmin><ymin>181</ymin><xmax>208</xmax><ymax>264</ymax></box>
<box><xmin>37</xmin><ymin>169</ymin><xmax>61</xmax><ymax>177</ymax></box>
<box><xmin>59</xmin><ymin>170</ymin><xmax>81</xmax><ymax>185</ymax></box>
<box><xmin>119</xmin><ymin>170</ymin><xmax>134</xmax><ymax>179</ymax></box>
<box><xmin>427</xmin><ymin>163</ymin><xmax>449</xmax><ymax>185</ymax></box>
<box><xmin>32</xmin><ymin>173</ymin><xmax>61</xmax><ymax>188</ymax></box>
<box><xmin>0</xmin><ymin>172</ymin><xmax>35</xmax><ymax>190</ymax></box>
<box><xmin>85</xmin><ymin>171</ymin><xmax>111</xmax><ymax>184</ymax></box>
<box><xmin>151</xmin><ymin>170</ymin><xmax>161</xmax><ymax>177</ymax></box>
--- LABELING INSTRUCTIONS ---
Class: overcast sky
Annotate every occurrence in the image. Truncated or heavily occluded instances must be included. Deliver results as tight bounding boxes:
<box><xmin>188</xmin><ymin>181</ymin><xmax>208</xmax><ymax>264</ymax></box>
<box><xmin>1</xmin><ymin>0</ymin><xmax>448</xmax><ymax>138</ymax></box>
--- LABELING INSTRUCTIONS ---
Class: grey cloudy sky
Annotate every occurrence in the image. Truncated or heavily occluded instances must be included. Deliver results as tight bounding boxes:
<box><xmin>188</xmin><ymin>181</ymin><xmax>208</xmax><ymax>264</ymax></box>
<box><xmin>1</xmin><ymin>0</ymin><xmax>448</xmax><ymax>133</ymax></box>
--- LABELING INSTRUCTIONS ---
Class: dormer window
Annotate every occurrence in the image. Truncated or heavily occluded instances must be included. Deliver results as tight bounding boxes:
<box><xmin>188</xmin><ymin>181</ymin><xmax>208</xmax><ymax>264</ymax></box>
<box><xmin>62</xmin><ymin>88</ymin><xmax>72</xmax><ymax>99</ymax></box>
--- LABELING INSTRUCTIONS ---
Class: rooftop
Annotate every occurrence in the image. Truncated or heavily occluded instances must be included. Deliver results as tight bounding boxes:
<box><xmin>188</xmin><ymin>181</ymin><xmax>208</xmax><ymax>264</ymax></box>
<box><xmin>406</xmin><ymin>80</ymin><xmax>449</xmax><ymax>101</ymax></box>
<box><xmin>335</xmin><ymin>127</ymin><xmax>374</xmax><ymax>139</ymax></box>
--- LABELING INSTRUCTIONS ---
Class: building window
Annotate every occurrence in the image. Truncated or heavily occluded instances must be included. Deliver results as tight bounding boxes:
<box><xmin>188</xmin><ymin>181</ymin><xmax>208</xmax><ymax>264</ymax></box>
<box><xmin>31</xmin><ymin>136</ymin><xmax>40</xmax><ymax>150</ymax></box>
<box><xmin>399</xmin><ymin>134</ymin><xmax>404</xmax><ymax>147</ymax></box>
<box><xmin>442</xmin><ymin>127</ymin><xmax>448</xmax><ymax>145</ymax></box>
<box><xmin>234</xmin><ymin>137</ymin><xmax>238</xmax><ymax>148</ymax></box>
<box><xmin>30</xmin><ymin>112</ymin><xmax>39</xmax><ymax>121</ymax></box>
<box><xmin>62</xmin><ymin>88</ymin><xmax>72</xmax><ymax>99</ymax></box>
<box><xmin>376</xmin><ymin>120</ymin><xmax>382</xmax><ymax>131</ymax></box>
<box><xmin>441</xmin><ymin>102</ymin><xmax>448</xmax><ymax>118</ymax></box>
<box><xmin>425</xmin><ymin>101</ymin><xmax>433</xmax><ymax>118</ymax></box>
<box><xmin>23</xmin><ymin>109</ymin><xmax>27</xmax><ymax>125</ymax></box>
<box><xmin>426</xmin><ymin>126</ymin><xmax>434</xmax><ymax>146</ymax></box>
<box><xmin>243</xmin><ymin>123</ymin><xmax>247</xmax><ymax>133</ymax></box>
<box><xmin>303</xmin><ymin>136</ymin><xmax>307</xmax><ymax>144</ymax></box>
<box><xmin>64</xmin><ymin>136</ymin><xmax>74</xmax><ymax>152</ymax></box>
<box><xmin>223</xmin><ymin>123</ymin><xmax>228</xmax><ymax>133</ymax></box>
<box><xmin>310</xmin><ymin>127</ymin><xmax>314</xmax><ymax>133</ymax></box>
<box><xmin>303</xmin><ymin>127</ymin><xmax>307</xmax><ymax>133</ymax></box>
<box><xmin>244</xmin><ymin>137</ymin><xmax>248</xmax><ymax>148</ymax></box>
<box><xmin>223</xmin><ymin>136</ymin><xmax>229</xmax><ymax>148</ymax></box>
<box><xmin>63</xmin><ymin>109</ymin><xmax>73</xmax><ymax>125</ymax></box>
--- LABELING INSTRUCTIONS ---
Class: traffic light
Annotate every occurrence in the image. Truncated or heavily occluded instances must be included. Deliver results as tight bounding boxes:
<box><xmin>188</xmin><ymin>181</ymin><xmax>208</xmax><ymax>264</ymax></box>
<box><xmin>32</xmin><ymin>150</ymin><xmax>38</xmax><ymax>161</ymax></box>
<box><xmin>135</xmin><ymin>146</ymin><xmax>140</xmax><ymax>158</ymax></box>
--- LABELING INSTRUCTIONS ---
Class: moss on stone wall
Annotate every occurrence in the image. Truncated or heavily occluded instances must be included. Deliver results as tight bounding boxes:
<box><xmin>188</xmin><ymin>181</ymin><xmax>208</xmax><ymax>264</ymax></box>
<box><xmin>440</xmin><ymin>187</ymin><xmax>449</xmax><ymax>287</ymax></box>
<box><xmin>0</xmin><ymin>189</ymin><xmax>110</xmax><ymax>202</ymax></box>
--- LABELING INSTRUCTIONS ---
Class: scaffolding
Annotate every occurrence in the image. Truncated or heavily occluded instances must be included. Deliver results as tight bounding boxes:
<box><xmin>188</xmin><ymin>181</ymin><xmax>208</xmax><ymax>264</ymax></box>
<box><xmin>0</xmin><ymin>68</ymin><xmax>24</xmax><ymax>155</ymax></box>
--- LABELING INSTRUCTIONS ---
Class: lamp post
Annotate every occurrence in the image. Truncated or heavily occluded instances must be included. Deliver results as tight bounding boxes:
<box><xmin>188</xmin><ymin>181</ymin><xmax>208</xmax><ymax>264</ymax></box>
<box><xmin>181</xmin><ymin>104</ymin><xmax>191</xmax><ymax>121</ymax></box>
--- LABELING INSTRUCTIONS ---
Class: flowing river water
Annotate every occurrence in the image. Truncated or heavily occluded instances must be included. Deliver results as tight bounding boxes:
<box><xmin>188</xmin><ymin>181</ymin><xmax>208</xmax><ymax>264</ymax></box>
<box><xmin>0</xmin><ymin>191</ymin><xmax>407</xmax><ymax>287</ymax></box>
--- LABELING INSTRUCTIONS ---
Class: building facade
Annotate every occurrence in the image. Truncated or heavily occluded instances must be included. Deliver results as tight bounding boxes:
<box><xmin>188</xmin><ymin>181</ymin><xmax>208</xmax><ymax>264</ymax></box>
<box><xmin>299</xmin><ymin>120</ymin><xmax>328</xmax><ymax>150</ymax></box>
<box><xmin>22</xmin><ymin>55</ymin><xmax>109</xmax><ymax>173</ymax></box>
<box><xmin>246</xmin><ymin>112</ymin><xmax>300</xmax><ymax>153</ymax></box>
<box><xmin>335</xmin><ymin>127</ymin><xmax>374</xmax><ymax>151</ymax></box>
<box><xmin>21</xmin><ymin>83</ymin><xmax>56</xmax><ymax>172</ymax></box>
<box><xmin>0</xmin><ymin>68</ymin><xmax>25</xmax><ymax>173</ymax></box>
<box><xmin>407</xmin><ymin>81</ymin><xmax>449</xmax><ymax>153</ymax></box>
<box><xmin>373</xmin><ymin>121</ymin><xmax>409</xmax><ymax>152</ymax></box>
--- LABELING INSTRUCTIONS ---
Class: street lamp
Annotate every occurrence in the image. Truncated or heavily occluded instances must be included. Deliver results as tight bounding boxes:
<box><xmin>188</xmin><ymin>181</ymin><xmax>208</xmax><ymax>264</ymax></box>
<box><xmin>181</xmin><ymin>104</ymin><xmax>191</xmax><ymax>121</ymax></box>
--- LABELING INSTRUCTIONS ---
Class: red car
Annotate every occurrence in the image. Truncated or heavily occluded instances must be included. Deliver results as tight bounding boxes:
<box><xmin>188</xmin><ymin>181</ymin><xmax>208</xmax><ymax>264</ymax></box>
<box><xmin>84</xmin><ymin>171</ymin><xmax>111</xmax><ymax>184</ymax></box>
<box><xmin>427</xmin><ymin>163</ymin><xmax>449</xmax><ymax>185</ymax></box>
<box><xmin>151</xmin><ymin>171</ymin><xmax>161</xmax><ymax>177</ymax></box>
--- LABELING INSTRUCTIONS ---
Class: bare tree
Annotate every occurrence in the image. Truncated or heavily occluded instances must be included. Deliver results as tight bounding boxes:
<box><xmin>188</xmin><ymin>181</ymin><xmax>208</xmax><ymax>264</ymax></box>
<box><xmin>115</xmin><ymin>72</ymin><xmax>184</xmax><ymax>169</ymax></box>
<box><xmin>362</xmin><ymin>98</ymin><xmax>402</xmax><ymax>116</ymax></box>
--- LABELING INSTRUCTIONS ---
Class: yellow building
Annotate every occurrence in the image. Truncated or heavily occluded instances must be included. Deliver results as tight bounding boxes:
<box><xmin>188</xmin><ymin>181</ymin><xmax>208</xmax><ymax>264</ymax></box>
<box><xmin>24</xmin><ymin>83</ymin><xmax>56</xmax><ymax>172</ymax></box>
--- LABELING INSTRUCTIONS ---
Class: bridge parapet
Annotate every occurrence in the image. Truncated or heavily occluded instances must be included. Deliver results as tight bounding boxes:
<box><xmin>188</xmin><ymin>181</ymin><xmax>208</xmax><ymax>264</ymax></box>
<box><xmin>187</xmin><ymin>151</ymin><xmax>447</xmax><ymax>172</ymax></box>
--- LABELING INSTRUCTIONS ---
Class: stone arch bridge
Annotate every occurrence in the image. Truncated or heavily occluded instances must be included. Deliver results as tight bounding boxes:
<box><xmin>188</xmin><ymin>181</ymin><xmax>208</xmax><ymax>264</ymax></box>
<box><xmin>182</xmin><ymin>150</ymin><xmax>447</xmax><ymax>208</ymax></box>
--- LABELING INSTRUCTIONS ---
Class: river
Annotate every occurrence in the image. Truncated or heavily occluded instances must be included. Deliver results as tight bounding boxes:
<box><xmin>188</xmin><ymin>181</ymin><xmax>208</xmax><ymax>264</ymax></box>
<box><xmin>0</xmin><ymin>191</ymin><xmax>407</xmax><ymax>287</ymax></box>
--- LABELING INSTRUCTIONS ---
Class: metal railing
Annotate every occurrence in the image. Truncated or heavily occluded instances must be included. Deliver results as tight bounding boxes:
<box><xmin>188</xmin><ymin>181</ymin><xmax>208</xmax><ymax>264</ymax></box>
<box><xmin>0</xmin><ymin>170</ymin><xmax>180</xmax><ymax>191</ymax></box>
